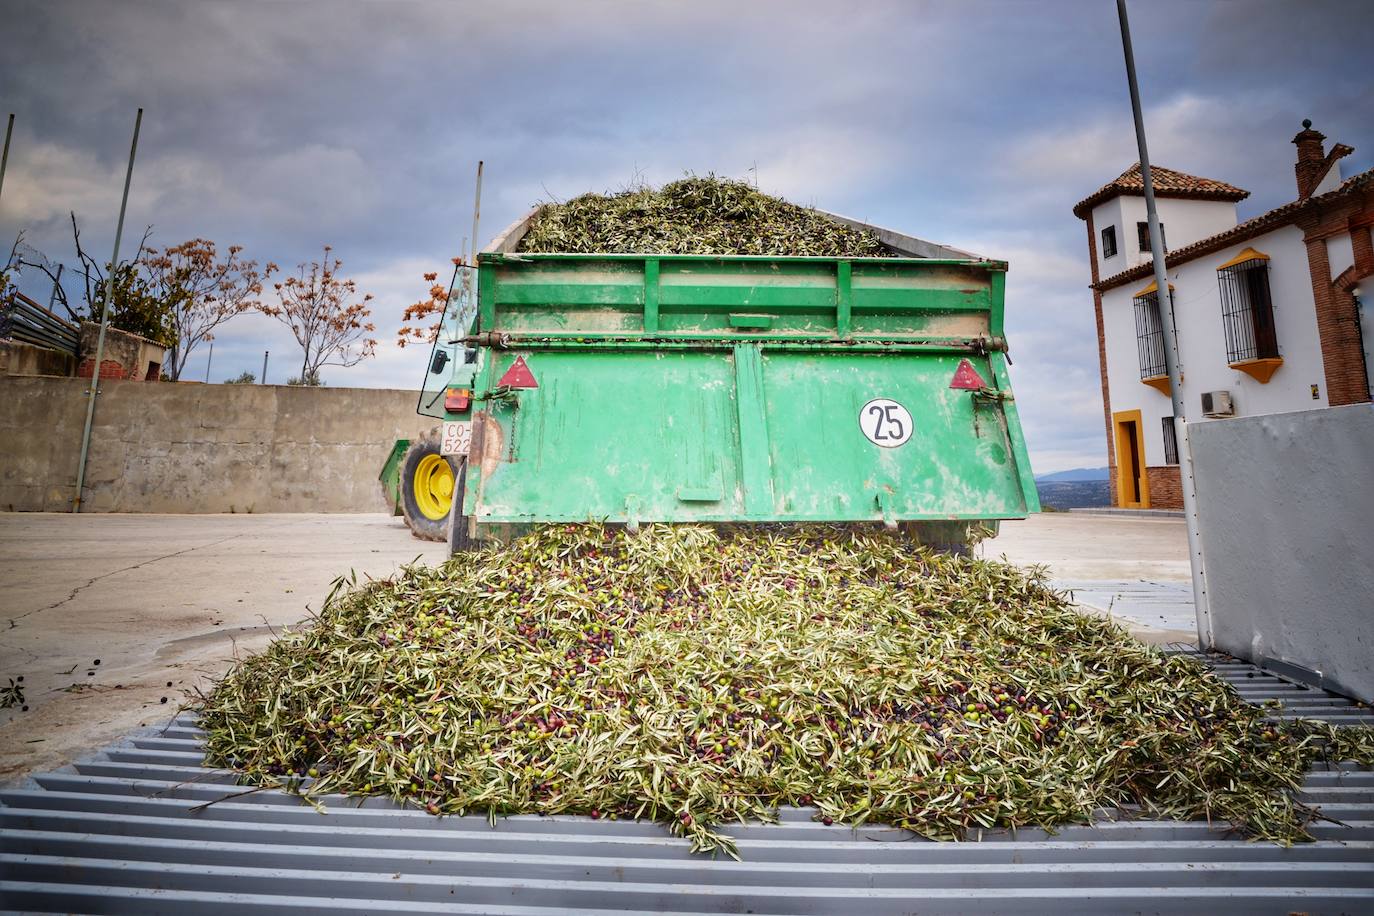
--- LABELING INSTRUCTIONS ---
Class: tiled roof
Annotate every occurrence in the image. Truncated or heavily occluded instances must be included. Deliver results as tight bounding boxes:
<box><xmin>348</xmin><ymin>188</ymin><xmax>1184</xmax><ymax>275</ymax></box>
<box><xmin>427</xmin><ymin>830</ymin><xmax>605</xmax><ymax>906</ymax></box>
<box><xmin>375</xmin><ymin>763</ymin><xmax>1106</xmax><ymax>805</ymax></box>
<box><xmin>1072</xmin><ymin>163</ymin><xmax>1250</xmax><ymax>218</ymax></box>
<box><xmin>1093</xmin><ymin>167</ymin><xmax>1374</xmax><ymax>292</ymax></box>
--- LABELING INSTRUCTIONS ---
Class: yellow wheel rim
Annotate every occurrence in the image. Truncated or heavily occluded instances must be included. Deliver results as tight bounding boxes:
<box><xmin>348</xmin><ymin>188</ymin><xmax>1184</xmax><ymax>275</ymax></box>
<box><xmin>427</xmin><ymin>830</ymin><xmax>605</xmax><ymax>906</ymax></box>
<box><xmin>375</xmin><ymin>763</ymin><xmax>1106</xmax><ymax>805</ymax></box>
<box><xmin>413</xmin><ymin>454</ymin><xmax>455</xmax><ymax>521</ymax></box>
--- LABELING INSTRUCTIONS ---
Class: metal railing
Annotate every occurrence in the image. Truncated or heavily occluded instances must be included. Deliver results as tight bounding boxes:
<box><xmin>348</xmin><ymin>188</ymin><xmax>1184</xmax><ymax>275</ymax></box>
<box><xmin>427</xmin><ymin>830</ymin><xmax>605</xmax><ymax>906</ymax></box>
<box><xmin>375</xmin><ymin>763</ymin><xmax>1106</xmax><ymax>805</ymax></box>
<box><xmin>1133</xmin><ymin>289</ymin><xmax>1174</xmax><ymax>380</ymax></box>
<box><xmin>1218</xmin><ymin>257</ymin><xmax>1279</xmax><ymax>363</ymax></box>
<box><xmin>1161</xmin><ymin>414</ymin><xmax>1179</xmax><ymax>465</ymax></box>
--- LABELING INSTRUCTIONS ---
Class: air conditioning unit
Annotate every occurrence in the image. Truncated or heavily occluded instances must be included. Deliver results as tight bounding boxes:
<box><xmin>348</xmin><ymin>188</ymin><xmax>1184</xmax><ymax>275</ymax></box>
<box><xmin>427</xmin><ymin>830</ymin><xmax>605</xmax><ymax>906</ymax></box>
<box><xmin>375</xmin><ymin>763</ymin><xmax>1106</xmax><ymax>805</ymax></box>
<box><xmin>1201</xmin><ymin>390</ymin><xmax>1234</xmax><ymax>418</ymax></box>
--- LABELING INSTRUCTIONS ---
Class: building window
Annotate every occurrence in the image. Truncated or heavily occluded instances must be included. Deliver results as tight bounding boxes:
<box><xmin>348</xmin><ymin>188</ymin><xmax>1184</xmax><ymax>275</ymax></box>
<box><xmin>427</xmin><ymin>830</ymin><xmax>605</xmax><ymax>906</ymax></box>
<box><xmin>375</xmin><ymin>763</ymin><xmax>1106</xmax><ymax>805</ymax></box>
<box><xmin>1137</xmin><ymin>221</ymin><xmax>1166</xmax><ymax>253</ymax></box>
<box><xmin>1101</xmin><ymin>225</ymin><xmax>1118</xmax><ymax>259</ymax></box>
<box><xmin>1133</xmin><ymin>284</ymin><xmax>1176</xmax><ymax>381</ymax></box>
<box><xmin>1161</xmin><ymin>416</ymin><xmax>1179</xmax><ymax>465</ymax></box>
<box><xmin>1217</xmin><ymin>250</ymin><xmax>1279</xmax><ymax>363</ymax></box>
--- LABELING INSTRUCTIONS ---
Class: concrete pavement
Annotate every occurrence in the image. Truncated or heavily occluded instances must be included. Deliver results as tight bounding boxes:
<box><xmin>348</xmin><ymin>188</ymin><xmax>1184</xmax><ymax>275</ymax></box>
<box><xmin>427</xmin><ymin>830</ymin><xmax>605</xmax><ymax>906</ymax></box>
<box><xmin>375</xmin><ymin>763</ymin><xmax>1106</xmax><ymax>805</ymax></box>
<box><xmin>981</xmin><ymin>512</ymin><xmax>1198</xmax><ymax>647</ymax></box>
<box><xmin>0</xmin><ymin>513</ymin><xmax>445</xmax><ymax>782</ymax></box>
<box><xmin>1</xmin><ymin>511</ymin><xmax>1190</xmax><ymax>781</ymax></box>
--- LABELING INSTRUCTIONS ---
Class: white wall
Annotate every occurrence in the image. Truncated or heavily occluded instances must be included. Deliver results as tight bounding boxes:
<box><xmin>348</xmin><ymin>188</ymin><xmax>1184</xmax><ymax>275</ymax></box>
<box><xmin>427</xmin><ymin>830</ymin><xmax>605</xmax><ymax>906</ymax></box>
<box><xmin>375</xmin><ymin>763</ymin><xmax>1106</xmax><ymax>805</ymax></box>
<box><xmin>1089</xmin><ymin>197</ymin><xmax>1125</xmax><ymax>279</ymax></box>
<box><xmin>1091</xmin><ymin>195</ymin><xmax>1239</xmax><ymax>279</ymax></box>
<box><xmin>1101</xmin><ymin>223</ymin><xmax>1330</xmax><ymax>468</ymax></box>
<box><xmin>1191</xmin><ymin>404</ymin><xmax>1374</xmax><ymax>703</ymax></box>
<box><xmin>1327</xmin><ymin>231</ymin><xmax>1355</xmax><ymax>280</ymax></box>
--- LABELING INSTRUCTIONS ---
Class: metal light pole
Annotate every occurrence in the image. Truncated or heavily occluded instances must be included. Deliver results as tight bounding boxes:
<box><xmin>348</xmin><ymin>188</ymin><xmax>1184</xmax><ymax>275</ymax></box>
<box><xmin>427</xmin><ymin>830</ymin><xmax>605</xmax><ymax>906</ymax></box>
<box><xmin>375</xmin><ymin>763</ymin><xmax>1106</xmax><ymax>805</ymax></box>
<box><xmin>205</xmin><ymin>341</ymin><xmax>214</xmax><ymax>383</ymax></box>
<box><xmin>0</xmin><ymin>114</ymin><xmax>14</xmax><ymax>205</ymax></box>
<box><xmin>74</xmin><ymin>109</ymin><xmax>143</xmax><ymax>512</ymax></box>
<box><xmin>48</xmin><ymin>263</ymin><xmax>65</xmax><ymax>311</ymax></box>
<box><xmin>1116</xmin><ymin>0</ymin><xmax>1212</xmax><ymax>647</ymax></box>
<box><xmin>262</xmin><ymin>350</ymin><xmax>269</xmax><ymax>385</ymax></box>
<box><xmin>446</xmin><ymin>161</ymin><xmax>484</xmax><ymax>557</ymax></box>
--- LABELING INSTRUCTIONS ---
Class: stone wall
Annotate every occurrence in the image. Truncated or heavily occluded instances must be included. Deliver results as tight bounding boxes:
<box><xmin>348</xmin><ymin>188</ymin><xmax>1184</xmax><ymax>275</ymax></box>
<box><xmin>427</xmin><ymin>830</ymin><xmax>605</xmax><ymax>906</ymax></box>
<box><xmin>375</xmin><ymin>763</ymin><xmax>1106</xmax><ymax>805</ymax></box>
<box><xmin>76</xmin><ymin>322</ymin><xmax>169</xmax><ymax>381</ymax></box>
<box><xmin>0</xmin><ymin>376</ymin><xmax>437</xmax><ymax>513</ymax></box>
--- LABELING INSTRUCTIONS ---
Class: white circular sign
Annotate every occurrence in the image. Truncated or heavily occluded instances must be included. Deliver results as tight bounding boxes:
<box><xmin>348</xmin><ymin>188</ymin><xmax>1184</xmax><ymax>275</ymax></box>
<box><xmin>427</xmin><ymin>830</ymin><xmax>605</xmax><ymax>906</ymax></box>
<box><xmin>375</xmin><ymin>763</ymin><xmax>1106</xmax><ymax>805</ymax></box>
<box><xmin>859</xmin><ymin>398</ymin><xmax>913</xmax><ymax>448</ymax></box>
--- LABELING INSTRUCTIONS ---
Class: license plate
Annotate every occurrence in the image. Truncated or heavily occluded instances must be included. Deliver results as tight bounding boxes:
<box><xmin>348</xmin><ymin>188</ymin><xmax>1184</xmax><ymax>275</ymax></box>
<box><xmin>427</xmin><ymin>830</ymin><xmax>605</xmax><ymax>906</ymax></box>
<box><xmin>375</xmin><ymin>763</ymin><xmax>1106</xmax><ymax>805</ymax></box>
<box><xmin>440</xmin><ymin>421</ymin><xmax>472</xmax><ymax>456</ymax></box>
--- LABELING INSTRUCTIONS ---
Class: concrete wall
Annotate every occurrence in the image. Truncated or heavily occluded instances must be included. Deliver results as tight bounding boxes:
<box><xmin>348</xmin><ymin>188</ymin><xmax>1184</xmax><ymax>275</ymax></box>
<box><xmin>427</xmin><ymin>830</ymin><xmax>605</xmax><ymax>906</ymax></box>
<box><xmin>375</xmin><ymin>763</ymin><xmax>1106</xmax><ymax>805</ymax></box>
<box><xmin>1190</xmin><ymin>404</ymin><xmax>1374</xmax><ymax>703</ymax></box>
<box><xmin>1</xmin><ymin>340</ymin><xmax>77</xmax><ymax>378</ymax></box>
<box><xmin>0</xmin><ymin>376</ymin><xmax>437</xmax><ymax>513</ymax></box>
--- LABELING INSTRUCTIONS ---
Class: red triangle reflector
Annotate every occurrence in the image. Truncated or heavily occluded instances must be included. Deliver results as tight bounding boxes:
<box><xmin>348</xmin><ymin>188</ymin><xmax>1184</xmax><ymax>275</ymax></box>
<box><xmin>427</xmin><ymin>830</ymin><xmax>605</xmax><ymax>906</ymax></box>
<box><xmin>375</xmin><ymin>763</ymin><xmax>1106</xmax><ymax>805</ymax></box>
<box><xmin>497</xmin><ymin>355</ymin><xmax>538</xmax><ymax>389</ymax></box>
<box><xmin>949</xmin><ymin>358</ymin><xmax>988</xmax><ymax>390</ymax></box>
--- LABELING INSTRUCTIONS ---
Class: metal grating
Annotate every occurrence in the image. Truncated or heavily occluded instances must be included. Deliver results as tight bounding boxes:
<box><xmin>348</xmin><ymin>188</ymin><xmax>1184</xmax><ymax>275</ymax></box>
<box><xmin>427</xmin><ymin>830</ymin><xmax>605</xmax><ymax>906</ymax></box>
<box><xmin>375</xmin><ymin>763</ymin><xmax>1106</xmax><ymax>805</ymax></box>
<box><xmin>2</xmin><ymin>653</ymin><xmax>1371</xmax><ymax>915</ymax></box>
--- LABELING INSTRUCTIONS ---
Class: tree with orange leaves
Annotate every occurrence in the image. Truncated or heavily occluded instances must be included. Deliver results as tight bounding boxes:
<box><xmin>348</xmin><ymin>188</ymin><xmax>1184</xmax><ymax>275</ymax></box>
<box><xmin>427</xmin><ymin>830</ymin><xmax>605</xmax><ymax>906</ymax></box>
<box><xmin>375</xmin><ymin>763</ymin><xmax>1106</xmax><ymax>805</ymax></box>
<box><xmin>397</xmin><ymin>256</ymin><xmax>472</xmax><ymax>349</ymax></box>
<box><xmin>260</xmin><ymin>246</ymin><xmax>376</xmax><ymax>385</ymax></box>
<box><xmin>398</xmin><ymin>270</ymin><xmax>447</xmax><ymax>349</ymax></box>
<box><xmin>141</xmin><ymin>239</ymin><xmax>275</xmax><ymax>381</ymax></box>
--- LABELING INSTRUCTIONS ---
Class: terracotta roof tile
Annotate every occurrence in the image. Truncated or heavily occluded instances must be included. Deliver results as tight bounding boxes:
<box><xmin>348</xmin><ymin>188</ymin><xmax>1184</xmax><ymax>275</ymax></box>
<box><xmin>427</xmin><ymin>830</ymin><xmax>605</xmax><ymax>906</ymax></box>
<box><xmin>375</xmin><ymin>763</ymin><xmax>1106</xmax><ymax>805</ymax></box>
<box><xmin>1092</xmin><ymin>167</ymin><xmax>1374</xmax><ymax>292</ymax></box>
<box><xmin>1072</xmin><ymin>163</ymin><xmax>1249</xmax><ymax>218</ymax></box>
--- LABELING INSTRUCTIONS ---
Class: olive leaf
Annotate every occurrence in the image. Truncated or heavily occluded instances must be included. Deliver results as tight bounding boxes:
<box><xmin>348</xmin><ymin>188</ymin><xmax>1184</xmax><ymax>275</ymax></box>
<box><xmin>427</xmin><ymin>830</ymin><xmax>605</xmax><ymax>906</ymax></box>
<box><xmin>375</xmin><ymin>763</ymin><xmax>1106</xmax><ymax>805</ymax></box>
<box><xmin>198</xmin><ymin>524</ymin><xmax>1374</xmax><ymax>857</ymax></box>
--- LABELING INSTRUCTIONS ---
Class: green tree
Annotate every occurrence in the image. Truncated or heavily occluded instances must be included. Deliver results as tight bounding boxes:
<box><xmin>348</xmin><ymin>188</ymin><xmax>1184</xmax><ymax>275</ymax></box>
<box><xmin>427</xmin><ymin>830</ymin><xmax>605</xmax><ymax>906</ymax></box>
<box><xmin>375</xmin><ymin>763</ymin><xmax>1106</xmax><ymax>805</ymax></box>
<box><xmin>224</xmin><ymin>371</ymin><xmax>257</xmax><ymax>384</ymax></box>
<box><xmin>87</xmin><ymin>260</ymin><xmax>178</xmax><ymax>348</ymax></box>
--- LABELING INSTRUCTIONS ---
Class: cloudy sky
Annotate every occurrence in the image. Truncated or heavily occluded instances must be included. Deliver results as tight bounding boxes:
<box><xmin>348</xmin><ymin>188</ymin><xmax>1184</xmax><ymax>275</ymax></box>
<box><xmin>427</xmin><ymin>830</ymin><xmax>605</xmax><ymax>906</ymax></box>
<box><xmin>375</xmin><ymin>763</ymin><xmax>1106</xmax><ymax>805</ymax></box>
<box><xmin>4</xmin><ymin>0</ymin><xmax>1371</xmax><ymax>473</ymax></box>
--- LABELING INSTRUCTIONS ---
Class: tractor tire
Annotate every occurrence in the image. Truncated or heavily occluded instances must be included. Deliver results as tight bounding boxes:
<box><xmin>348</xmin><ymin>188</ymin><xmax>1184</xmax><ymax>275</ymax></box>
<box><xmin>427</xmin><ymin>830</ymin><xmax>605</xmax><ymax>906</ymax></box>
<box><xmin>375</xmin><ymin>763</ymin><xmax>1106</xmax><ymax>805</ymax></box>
<box><xmin>400</xmin><ymin>428</ymin><xmax>462</xmax><ymax>542</ymax></box>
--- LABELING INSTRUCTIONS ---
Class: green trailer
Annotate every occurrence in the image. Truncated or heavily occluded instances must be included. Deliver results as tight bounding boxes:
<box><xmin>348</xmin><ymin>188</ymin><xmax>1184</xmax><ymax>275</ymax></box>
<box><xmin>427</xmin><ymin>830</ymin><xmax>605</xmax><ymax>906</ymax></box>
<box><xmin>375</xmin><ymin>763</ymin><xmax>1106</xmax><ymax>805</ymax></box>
<box><xmin>389</xmin><ymin>207</ymin><xmax>1037</xmax><ymax>550</ymax></box>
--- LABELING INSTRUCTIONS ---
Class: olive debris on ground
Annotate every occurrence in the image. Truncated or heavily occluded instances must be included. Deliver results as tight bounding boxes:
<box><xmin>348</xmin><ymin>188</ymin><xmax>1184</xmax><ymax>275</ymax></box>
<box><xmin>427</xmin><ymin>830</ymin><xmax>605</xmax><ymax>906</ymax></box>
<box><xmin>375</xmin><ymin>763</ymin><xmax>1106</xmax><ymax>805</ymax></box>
<box><xmin>199</xmin><ymin>524</ymin><xmax>1374</xmax><ymax>856</ymax></box>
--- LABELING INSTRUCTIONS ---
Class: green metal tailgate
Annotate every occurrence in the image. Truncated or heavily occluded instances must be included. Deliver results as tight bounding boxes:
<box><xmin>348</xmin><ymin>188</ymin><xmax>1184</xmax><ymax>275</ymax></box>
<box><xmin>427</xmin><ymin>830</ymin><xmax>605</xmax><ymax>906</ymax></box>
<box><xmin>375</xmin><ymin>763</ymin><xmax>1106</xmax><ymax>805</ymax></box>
<box><xmin>461</xmin><ymin>250</ymin><xmax>1037</xmax><ymax>528</ymax></box>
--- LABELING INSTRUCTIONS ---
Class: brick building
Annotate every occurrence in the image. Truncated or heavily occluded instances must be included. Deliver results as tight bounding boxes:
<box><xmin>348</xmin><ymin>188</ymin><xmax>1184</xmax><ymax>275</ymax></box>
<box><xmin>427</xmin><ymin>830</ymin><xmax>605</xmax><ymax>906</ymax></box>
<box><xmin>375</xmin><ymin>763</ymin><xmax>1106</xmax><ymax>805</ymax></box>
<box><xmin>1074</xmin><ymin>121</ymin><xmax>1373</xmax><ymax>509</ymax></box>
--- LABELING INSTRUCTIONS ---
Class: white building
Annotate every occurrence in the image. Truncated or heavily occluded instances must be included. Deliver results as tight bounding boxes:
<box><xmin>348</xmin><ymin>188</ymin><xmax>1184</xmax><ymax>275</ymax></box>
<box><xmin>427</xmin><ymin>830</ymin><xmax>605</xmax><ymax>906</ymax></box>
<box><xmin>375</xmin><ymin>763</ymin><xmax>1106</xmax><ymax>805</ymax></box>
<box><xmin>1074</xmin><ymin>121</ymin><xmax>1373</xmax><ymax>510</ymax></box>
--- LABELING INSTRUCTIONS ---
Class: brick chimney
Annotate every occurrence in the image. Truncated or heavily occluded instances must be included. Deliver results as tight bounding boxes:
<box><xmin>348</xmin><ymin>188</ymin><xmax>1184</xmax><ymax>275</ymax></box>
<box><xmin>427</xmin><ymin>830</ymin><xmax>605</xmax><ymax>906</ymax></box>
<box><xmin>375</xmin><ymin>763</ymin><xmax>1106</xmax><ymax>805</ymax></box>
<box><xmin>1293</xmin><ymin>119</ymin><xmax>1354</xmax><ymax>200</ymax></box>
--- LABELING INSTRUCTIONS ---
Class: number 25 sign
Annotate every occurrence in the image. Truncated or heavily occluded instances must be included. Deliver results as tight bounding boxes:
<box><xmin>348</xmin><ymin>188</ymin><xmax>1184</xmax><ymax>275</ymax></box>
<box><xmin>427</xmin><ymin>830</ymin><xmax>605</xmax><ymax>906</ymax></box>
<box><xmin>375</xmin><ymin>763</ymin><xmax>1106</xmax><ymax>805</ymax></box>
<box><xmin>859</xmin><ymin>398</ymin><xmax>913</xmax><ymax>448</ymax></box>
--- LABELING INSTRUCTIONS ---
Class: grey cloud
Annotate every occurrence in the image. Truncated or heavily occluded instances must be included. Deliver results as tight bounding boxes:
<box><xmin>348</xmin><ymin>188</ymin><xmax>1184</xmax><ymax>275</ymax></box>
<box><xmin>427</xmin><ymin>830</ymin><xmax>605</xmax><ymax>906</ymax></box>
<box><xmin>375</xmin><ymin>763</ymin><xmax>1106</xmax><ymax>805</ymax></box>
<box><xmin>3</xmin><ymin>0</ymin><xmax>1369</xmax><ymax>472</ymax></box>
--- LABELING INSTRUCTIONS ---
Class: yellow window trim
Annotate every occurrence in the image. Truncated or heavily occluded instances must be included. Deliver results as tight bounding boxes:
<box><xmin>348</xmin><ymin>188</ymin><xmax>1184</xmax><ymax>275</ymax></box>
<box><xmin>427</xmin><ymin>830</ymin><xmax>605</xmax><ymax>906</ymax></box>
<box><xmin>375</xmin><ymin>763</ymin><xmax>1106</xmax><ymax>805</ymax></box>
<box><xmin>1133</xmin><ymin>279</ymin><xmax>1175</xmax><ymax>299</ymax></box>
<box><xmin>1216</xmin><ymin>246</ymin><xmax>1271</xmax><ymax>271</ymax></box>
<box><xmin>1141</xmin><ymin>374</ymin><xmax>1172</xmax><ymax>395</ymax></box>
<box><xmin>1230</xmin><ymin>356</ymin><xmax>1283</xmax><ymax>383</ymax></box>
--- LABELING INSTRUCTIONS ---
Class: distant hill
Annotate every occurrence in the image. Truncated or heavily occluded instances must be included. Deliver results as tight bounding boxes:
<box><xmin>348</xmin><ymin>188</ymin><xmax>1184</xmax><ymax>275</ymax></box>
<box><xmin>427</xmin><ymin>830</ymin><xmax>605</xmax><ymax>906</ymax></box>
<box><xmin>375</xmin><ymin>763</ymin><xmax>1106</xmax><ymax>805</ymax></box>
<box><xmin>1035</xmin><ymin>479</ymin><xmax>1110</xmax><ymax>510</ymax></box>
<box><xmin>1035</xmin><ymin>467</ymin><xmax>1109</xmax><ymax>483</ymax></box>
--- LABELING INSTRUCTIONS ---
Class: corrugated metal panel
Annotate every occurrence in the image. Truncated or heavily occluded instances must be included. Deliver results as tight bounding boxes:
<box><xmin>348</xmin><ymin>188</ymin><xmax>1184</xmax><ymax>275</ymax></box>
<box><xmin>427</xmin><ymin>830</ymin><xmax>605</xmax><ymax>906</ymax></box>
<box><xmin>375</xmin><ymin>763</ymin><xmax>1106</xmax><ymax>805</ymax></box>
<box><xmin>2</xmin><ymin>652</ymin><xmax>1371</xmax><ymax>915</ymax></box>
<box><xmin>0</xmin><ymin>291</ymin><xmax>80</xmax><ymax>355</ymax></box>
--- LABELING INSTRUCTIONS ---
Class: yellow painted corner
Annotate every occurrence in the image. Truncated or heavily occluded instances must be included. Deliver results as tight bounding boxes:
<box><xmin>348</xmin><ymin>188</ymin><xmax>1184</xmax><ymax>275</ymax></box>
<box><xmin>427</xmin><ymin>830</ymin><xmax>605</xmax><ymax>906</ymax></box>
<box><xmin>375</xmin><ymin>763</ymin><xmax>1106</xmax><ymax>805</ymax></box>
<box><xmin>1230</xmin><ymin>356</ymin><xmax>1283</xmax><ymax>383</ymax></box>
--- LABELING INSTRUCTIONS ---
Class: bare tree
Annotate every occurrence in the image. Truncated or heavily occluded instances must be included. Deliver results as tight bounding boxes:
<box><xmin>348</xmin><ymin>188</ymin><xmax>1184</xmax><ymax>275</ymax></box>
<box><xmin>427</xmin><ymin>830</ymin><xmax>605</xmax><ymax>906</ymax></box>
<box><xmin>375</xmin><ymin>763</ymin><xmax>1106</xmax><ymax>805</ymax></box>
<box><xmin>142</xmin><ymin>239</ymin><xmax>276</xmax><ymax>380</ymax></box>
<box><xmin>261</xmin><ymin>246</ymin><xmax>376</xmax><ymax>383</ymax></box>
<box><xmin>10</xmin><ymin>214</ymin><xmax>153</xmax><ymax>322</ymax></box>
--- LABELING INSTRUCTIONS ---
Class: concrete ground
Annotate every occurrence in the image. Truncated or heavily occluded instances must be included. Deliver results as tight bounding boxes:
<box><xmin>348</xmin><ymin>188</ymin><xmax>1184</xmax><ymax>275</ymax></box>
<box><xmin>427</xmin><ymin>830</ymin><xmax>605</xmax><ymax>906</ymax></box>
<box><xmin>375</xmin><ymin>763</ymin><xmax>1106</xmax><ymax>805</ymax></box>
<box><xmin>0</xmin><ymin>513</ymin><xmax>445</xmax><ymax>783</ymax></box>
<box><xmin>0</xmin><ymin>511</ymin><xmax>1189</xmax><ymax>782</ymax></box>
<box><xmin>979</xmin><ymin>511</ymin><xmax>1198</xmax><ymax>647</ymax></box>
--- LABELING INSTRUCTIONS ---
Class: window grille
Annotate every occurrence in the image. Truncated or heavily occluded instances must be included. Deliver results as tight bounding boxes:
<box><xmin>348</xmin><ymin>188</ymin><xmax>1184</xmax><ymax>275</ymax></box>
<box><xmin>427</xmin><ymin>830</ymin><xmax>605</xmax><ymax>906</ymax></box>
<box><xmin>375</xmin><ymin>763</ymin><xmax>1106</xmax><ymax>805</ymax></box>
<box><xmin>1137</xmin><ymin>221</ymin><xmax>1166</xmax><ymax>253</ymax></box>
<box><xmin>1217</xmin><ymin>257</ymin><xmax>1278</xmax><ymax>363</ymax></box>
<box><xmin>1133</xmin><ymin>288</ymin><xmax>1175</xmax><ymax>380</ymax></box>
<box><xmin>1101</xmin><ymin>225</ymin><xmax>1118</xmax><ymax>259</ymax></box>
<box><xmin>1161</xmin><ymin>416</ymin><xmax>1179</xmax><ymax>465</ymax></box>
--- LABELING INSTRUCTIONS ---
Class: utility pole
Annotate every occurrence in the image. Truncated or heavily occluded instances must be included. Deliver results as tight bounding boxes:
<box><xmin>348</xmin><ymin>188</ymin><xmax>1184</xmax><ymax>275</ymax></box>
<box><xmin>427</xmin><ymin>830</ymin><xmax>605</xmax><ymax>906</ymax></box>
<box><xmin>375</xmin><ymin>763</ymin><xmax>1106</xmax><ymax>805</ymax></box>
<box><xmin>205</xmin><ymin>341</ymin><xmax>214</xmax><ymax>383</ymax></box>
<box><xmin>1116</xmin><ymin>0</ymin><xmax>1211</xmax><ymax>647</ymax></box>
<box><xmin>48</xmin><ymin>263</ymin><xmax>65</xmax><ymax>311</ymax></box>
<box><xmin>447</xmin><ymin>161</ymin><xmax>484</xmax><ymax>557</ymax></box>
<box><xmin>262</xmin><ymin>350</ymin><xmax>269</xmax><ymax>385</ymax></box>
<box><xmin>74</xmin><ymin>109</ymin><xmax>143</xmax><ymax>512</ymax></box>
<box><xmin>0</xmin><ymin>114</ymin><xmax>13</xmax><ymax>205</ymax></box>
